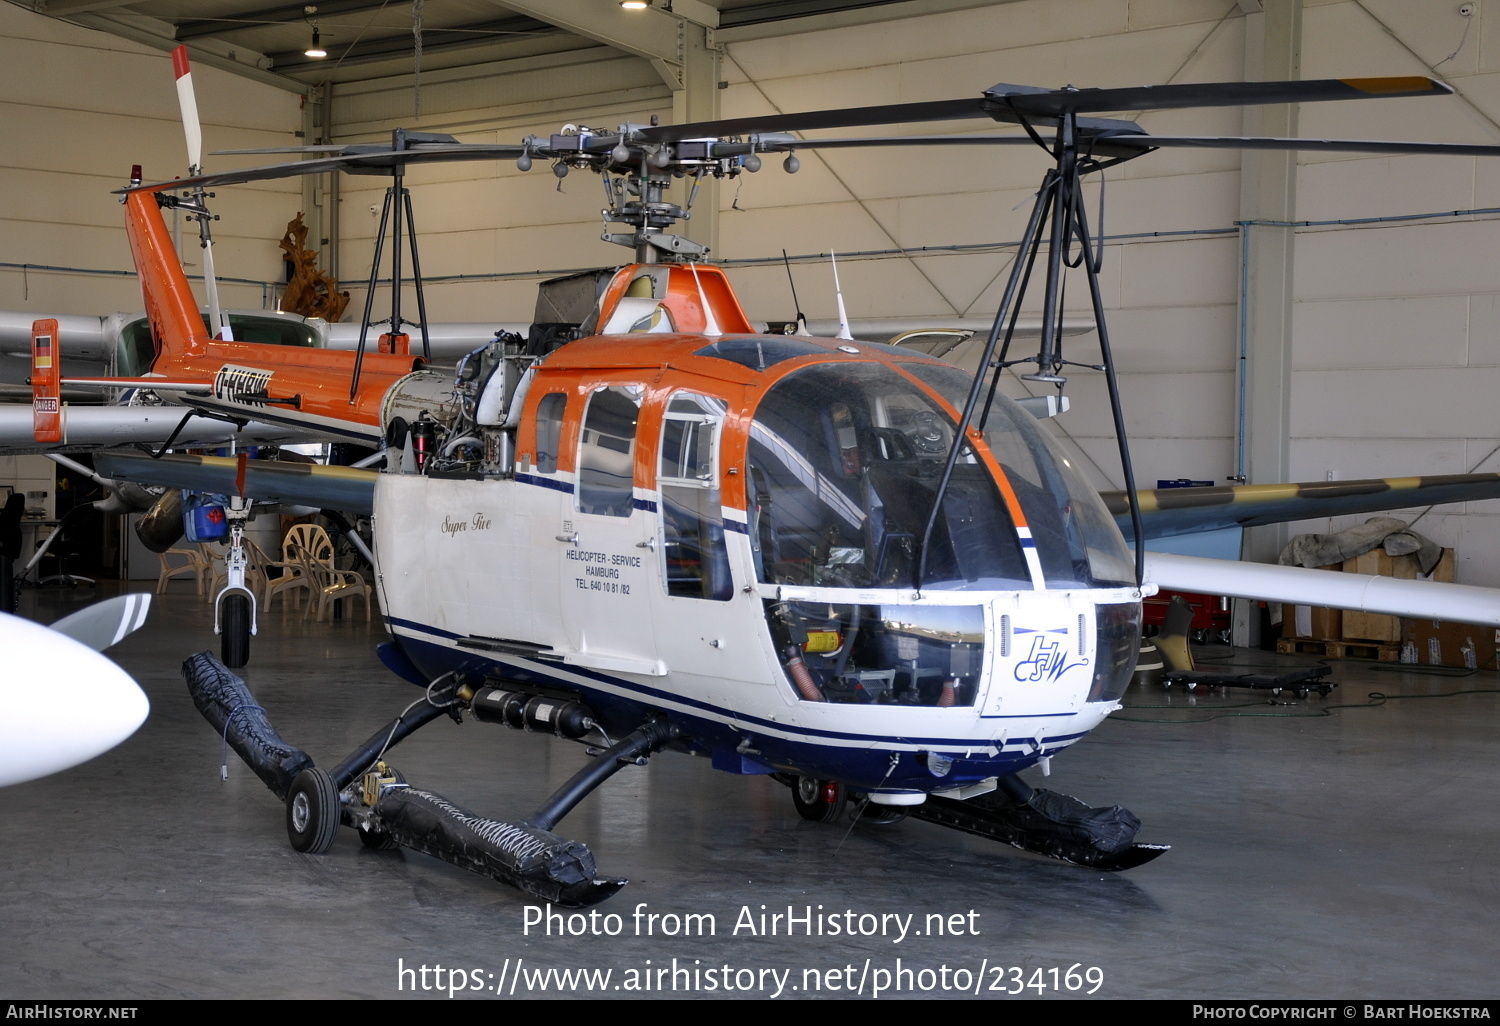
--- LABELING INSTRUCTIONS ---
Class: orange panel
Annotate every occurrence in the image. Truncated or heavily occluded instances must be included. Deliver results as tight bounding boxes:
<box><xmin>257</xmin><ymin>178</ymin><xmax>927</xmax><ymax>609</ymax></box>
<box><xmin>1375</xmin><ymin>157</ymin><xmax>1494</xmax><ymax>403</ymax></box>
<box><xmin>31</xmin><ymin>319</ymin><xmax>61</xmax><ymax>444</ymax></box>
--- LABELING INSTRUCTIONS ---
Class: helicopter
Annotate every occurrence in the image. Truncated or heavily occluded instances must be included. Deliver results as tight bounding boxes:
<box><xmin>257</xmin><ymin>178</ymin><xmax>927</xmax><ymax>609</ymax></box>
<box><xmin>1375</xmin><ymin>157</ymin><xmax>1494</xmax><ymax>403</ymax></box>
<box><xmin>67</xmin><ymin>68</ymin><xmax>1500</xmax><ymax>907</ymax></box>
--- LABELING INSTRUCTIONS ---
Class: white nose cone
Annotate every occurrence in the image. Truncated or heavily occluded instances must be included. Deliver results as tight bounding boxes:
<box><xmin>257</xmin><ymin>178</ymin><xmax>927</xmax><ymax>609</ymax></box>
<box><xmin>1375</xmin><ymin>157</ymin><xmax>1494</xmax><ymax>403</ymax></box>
<box><xmin>0</xmin><ymin>611</ymin><xmax>150</xmax><ymax>787</ymax></box>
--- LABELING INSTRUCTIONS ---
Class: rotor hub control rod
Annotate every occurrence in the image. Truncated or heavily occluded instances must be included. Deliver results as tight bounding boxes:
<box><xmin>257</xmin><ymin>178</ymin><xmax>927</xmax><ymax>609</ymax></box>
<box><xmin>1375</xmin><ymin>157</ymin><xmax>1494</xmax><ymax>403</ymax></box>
<box><xmin>526</xmin><ymin>719</ymin><xmax>679</xmax><ymax>831</ymax></box>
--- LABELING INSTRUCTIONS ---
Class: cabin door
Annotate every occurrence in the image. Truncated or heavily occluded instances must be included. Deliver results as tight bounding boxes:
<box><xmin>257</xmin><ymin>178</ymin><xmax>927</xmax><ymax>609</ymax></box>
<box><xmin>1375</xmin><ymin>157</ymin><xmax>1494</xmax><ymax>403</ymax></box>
<box><xmin>557</xmin><ymin>384</ymin><xmax>661</xmax><ymax>675</ymax></box>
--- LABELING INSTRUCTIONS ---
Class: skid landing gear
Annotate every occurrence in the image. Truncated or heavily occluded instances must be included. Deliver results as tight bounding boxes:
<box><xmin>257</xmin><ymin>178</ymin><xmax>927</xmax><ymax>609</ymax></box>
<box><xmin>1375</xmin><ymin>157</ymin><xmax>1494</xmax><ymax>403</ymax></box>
<box><xmin>182</xmin><ymin>651</ymin><xmax>677</xmax><ymax>906</ymax></box>
<box><xmin>912</xmin><ymin>775</ymin><xmax>1168</xmax><ymax>871</ymax></box>
<box><xmin>780</xmin><ymin>772</ymin><xmax>1167</xmax><ymax>871</ymax></box>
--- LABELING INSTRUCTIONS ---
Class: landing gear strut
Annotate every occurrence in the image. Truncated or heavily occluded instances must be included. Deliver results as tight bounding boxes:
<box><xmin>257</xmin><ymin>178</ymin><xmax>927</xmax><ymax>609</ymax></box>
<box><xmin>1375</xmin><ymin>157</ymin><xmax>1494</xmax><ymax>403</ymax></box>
<box><xmin>183</xmin><ymin>651</ymin><xmax>678</xmax><ymax>906</ymax></box>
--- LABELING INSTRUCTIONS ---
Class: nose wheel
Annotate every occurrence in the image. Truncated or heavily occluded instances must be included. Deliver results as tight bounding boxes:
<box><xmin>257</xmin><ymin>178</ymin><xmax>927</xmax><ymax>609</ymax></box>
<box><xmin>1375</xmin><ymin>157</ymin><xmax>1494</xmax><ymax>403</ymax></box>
<box><xmin>220</xmin><ymin>592</ymin><xmax>250</xmax><ymax>669</ymax></box>
<box><xmin>791</xmin><ymin>776</ymin><xmax>846</xmax><ymax>822</ymax></box>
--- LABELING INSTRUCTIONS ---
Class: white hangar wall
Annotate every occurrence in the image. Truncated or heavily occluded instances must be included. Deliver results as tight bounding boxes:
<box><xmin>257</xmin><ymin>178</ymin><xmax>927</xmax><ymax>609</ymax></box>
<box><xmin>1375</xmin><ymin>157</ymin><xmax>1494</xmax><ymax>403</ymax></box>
<box><xmin>1290</xmin><ymin>1</ymin><xmax>1500</xmax><ymax>585</ymax></box>
<box><xmin>0</xmin><ymin>3</ymin><xmax>302</xmax><ymax>320</ymax></box>
<box><xmin>3</xmin><ymin>1</ymin><xmax>1499</xmax><ymax>584</ymax></box>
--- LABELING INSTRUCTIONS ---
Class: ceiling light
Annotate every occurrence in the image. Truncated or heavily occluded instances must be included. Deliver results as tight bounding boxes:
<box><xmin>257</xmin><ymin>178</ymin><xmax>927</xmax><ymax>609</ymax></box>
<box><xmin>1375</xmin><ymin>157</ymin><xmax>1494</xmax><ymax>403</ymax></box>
<box><xmin>619</xmin><ymin>0</ymin><xmax>650</xmax><ymax>9</ymax></box>
<box><xmin>303</xmin><ymin>5</ymin><xmax>327</xmax><ymax>58</ymax></box>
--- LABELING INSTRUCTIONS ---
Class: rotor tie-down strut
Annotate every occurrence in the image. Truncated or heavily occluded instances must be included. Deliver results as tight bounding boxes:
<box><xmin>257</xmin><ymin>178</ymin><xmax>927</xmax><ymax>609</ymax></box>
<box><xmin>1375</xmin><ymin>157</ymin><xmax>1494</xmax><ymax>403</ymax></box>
<box><xmin>183</xmin><ymin>652</ymin><xmax>676</xmax><ymax>906</ymax></box>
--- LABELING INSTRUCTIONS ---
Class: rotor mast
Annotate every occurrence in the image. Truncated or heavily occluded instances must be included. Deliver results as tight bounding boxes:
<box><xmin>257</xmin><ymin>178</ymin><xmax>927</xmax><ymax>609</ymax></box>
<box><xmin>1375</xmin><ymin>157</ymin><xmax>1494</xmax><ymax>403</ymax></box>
<box><xmin>537</xmin><ymin>122</ymin><xmax>776</xmax><ymax>264</ymax></box>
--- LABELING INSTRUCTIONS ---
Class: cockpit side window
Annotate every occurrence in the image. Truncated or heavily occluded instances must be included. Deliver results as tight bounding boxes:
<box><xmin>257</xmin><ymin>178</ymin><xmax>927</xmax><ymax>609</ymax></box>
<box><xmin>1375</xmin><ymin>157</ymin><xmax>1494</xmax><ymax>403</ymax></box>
<box><xmin>747</xmin><ymin>363</ymin><xmax>1030</xmax><ymax>590</ymax></box>
<box><xmin>577</xmin><ymin>385</ymin><xmax>643</xmax><ymax>517</ymax></box>
<box><xmin>658</xmin><ymin>393</ymin><xmax>732</xmax><ymax>600</ymax></box>
<box><xmin>901</xmin><ymin>362</ymin><xmax>1133</xmax><ymax>588</ymax></box>
<box><xmin>117</xmin><ymin>319</ymin><xmax>157</xmax><ymax>377</ymax></box>
<box><xmin>534</xmin><ymin>392</ymin><xmax>567</xmax><ymax>474</ymax></box>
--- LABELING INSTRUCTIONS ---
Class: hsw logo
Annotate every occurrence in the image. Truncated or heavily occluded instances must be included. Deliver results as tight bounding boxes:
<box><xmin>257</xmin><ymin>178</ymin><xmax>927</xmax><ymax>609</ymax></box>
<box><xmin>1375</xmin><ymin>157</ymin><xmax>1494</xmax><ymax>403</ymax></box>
<box><xmin>1013</xmin><ymin>631</ymin><xmax>1090</xmax><ymax>683</ymax></box>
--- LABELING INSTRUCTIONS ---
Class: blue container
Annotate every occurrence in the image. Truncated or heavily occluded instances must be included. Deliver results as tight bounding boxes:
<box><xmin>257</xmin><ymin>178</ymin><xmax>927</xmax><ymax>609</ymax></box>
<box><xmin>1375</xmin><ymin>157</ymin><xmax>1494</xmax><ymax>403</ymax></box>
<box><xmin>182</xmin><ymin>492</ymin><xmax>228</xmax><ymax>542</ymax></box>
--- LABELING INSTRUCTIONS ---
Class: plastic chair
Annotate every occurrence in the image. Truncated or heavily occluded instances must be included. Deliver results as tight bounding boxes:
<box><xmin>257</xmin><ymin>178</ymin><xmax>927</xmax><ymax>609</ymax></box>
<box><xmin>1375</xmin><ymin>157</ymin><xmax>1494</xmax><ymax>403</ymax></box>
<box><xmin>157</xmin><ymin>547</ymin><xmax>210</xmax><ymax>595</ymax></box>
<box><xmin>285</xmin><ymin>524</ymin><xmax>335</xmax><ymax>574</ymax></box>
<box><xmin>298</xmin><ymin>541</ymin><xmax>372</xmax><ymax>622</ymax></box>
<box><xmin>307</xmin><ymin>561</ymin><xmax>373</xmax><ymax>622</ymax></box>
<box><xmin>262</xmin><ymin>532</ymin><xmax>315</xmax><ymax>611</ymax></box>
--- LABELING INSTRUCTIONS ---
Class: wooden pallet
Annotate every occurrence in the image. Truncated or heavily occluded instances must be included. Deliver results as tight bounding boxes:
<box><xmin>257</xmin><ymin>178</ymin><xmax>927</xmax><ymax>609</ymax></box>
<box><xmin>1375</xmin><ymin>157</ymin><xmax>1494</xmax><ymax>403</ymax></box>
<box><xmin>1276</xmin><ymin>637</ymin><xmax>1401</xmax><ymax>662</ymax></box>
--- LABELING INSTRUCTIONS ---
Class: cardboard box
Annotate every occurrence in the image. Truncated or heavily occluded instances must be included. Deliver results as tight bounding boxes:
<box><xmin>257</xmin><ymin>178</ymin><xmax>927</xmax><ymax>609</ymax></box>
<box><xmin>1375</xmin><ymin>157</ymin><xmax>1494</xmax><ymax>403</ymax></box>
<box><xmin>1401</xmin><ymin>618</ymin><xmax>1500</xmax><ymax>670</ymax></box>
<box><xmin>1289</xmin><ymin>603</ymin><xmax>1342</xmax><ymax>641</ymax></box>
<box><xmin>1343</xmin><ymin>548</ymin><xmax>1454</xmax><ymax>643</ymax></box>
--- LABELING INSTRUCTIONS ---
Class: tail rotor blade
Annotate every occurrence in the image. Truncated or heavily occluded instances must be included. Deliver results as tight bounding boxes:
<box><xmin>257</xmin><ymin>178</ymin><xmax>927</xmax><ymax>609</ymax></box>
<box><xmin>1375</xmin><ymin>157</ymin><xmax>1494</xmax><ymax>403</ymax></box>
<box><xmin>172</xmin><ymin>45</ymin><xmax>203</xmax><ymax>173</ymax></box>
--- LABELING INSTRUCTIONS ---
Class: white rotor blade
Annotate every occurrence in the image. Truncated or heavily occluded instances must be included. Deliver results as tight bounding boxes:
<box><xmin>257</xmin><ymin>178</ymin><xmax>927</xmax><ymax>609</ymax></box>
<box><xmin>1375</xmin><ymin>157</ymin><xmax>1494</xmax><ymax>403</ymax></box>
<box><xmin>0</xmin><ymin>610</ymin><xmax>149</xmax><ymax>787</ymax></box>
<box><xmin>1145</xmin><ymin>552</ymin><xmax>1500</xmax><ymax>626</ymax></box>
<box><xmin>172</xmin><ymin>45</ymin><xmax>202</xmax><ymax>172</ymax></box>
<box><xmin>200</xmin><ymin>236</ymin><xmax>231</xmax><ymax>341</ymax></box>
<box><xmin>830</xmin><ymin>252</ymin><xmax>853</xmax><ymax>341</ymax></box>
<box><xmin>49</xmin><ymin>594</ymin><xmax>152</xmax><ymax>653</ymax></box>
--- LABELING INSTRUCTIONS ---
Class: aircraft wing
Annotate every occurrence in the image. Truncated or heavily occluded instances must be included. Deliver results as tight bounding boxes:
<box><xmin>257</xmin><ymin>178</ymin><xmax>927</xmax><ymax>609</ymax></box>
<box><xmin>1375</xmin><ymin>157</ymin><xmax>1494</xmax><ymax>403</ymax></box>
<box><xmin>0</xmin><ymin>404</ymin><xmax>327</xmax><ymax>455</ymax></box>
<box><xmin>93</xmin><ymin>451</ymin><xmax>376</xmax><ymax>514</ymax></box>
<box><xmin>0</xmin><ymin>312</ymin><xmax>110</xmax><ymax>362</ymax></box>
<box><xmin>1104</xmin><ymin>475</ymin><xmax>1500</xmax><ymax>539</ymax></box>
<box><xmin>1111</xmin><ymin>474</ymin><xmax>1500</xmax><ymax>627</ymax></box>
<box><xmin>323</xmin><ymin>321</ymin><xmax>529</xmax><ymax>363</ymax></box>
<box><xmin>1145</xmin><ymin>552</ymin><xmax>1500</xmax><ymax>626</ymax></box>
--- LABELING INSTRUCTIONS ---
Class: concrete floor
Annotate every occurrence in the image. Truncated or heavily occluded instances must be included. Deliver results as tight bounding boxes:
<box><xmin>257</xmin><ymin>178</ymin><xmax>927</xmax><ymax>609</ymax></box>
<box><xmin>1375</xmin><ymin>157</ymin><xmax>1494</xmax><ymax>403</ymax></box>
<box><xmin>3</xmin><ymin>581</ymin><xmax>1498</xmax><ymax>1000</ymax></box>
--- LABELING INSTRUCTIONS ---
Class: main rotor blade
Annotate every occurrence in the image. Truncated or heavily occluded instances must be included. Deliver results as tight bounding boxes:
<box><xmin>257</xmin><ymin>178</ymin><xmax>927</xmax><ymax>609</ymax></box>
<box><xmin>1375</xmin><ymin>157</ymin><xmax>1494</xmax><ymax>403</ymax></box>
<box><xmin>637</xmin><ymin>98</ymin><xmax>992</xmax><ymax>143</ymax></box>
<box><xmin>125</xmin><ymin>143</ymin><xmax>528</xmax><ymax>192</ymax></box>
<box><xmin>1109</xmin><ymin>133</ymin><xmax>1500</xmax><ymax>158</ymax></box>
<box><xmin>986</xmin><ymin>76</ymin><xmax>1450</xmax><ymax>118</ymax></box>
<box><xmin>637</xmin><ymin>76</ymin><xmax>1450</xmax><ymax>143</ymax></box>
<box><xmin>765</xmin><ymin>134</ymin><xmax>1036</xmax><ymax>150</ymax></box>
<box><xmin>762</xmin><ymin>130</ymin><xmax>1500</xmax><ymax>161</ymax></box>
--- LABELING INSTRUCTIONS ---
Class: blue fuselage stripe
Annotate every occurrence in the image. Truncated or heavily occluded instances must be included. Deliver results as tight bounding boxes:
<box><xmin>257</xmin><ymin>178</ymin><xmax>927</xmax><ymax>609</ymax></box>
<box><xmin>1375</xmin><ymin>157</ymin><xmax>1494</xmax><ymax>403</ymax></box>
<box><xmin>384</xmin><ymin>615</ymin><xmax>1091</xmax><ymax>749</ymax></box>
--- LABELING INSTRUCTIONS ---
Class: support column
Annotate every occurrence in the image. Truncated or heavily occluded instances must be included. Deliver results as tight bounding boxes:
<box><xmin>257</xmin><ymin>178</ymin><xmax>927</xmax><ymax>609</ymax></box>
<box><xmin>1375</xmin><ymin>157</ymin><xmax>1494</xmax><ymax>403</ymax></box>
<box><xmin>1239</xmin><ymin>0</ymin><xmax>1302</xmax><ymax>564</ymax></box>
<box><xmin>299</xmin><ymin>84</ymin><xmax>332</xmax><ymax>283</ymax></box>
<box><xmin>671</xmin><ymin>23</ymin><xmax>721</xmax><ymax>256</ymax></box>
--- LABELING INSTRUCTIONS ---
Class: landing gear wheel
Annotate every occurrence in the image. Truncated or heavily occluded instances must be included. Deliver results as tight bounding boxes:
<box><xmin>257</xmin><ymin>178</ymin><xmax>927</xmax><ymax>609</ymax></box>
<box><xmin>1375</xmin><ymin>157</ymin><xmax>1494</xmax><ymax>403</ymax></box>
<box><xmin>358</xmin><ymin>822</ymin><xmax>398</xmax><ymax>850</ymax></box>
<box><xmin>286</xmin><ymin>767</ymin><xmax>340</xmax><ymax>854</ymax></box>
<box><xmin>221</xmin><ymin>593</ymin><xmax>250</xmax><ymax>669</ymax></box>
<box><xmin>792</xmin><ymin>777</ymin><xmax>846</xmax><ymax>823</ymax></box>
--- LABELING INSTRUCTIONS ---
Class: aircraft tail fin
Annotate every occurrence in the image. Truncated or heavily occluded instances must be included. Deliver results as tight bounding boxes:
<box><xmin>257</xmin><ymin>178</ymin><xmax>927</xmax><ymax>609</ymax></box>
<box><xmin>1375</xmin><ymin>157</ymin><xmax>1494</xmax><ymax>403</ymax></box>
<box><xmin>122</xmin><ymin>189</ymin><xmax>211</xmax><ymax>366</ymax></box>
<box><xmin>30</xmin><ymin>319</ymin><xmax>62</xmax><ymax>444</ymax></box>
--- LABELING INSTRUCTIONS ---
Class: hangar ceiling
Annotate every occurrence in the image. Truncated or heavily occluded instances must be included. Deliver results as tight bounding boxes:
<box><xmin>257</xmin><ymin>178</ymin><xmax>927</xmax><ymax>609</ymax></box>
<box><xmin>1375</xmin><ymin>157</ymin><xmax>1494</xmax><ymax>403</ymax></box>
<box><xmin>11</xmin><ymin>0</ymin><xmax>988</xmax><ymax>91</ymax></box>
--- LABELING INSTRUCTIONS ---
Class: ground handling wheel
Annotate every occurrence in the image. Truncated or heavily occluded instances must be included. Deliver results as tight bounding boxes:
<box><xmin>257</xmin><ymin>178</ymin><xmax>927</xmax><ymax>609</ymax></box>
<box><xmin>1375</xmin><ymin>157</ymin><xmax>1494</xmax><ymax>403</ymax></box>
<box><xmin>286</xmin><ymin>767</ymin><xmax>340</xmax><ymax>854</ymax></box>
<box><xmin>792</xmin><ymin>776</ymin><xmax>846</xmax><ymax>823</ymax></box>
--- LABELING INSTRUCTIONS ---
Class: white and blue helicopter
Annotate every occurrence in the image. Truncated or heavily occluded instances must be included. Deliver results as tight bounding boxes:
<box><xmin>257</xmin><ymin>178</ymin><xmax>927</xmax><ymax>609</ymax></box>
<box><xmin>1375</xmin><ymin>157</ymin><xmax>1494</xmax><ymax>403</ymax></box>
<box><xmin>86</xmin><ymin>72</ymin><xmax>1500</xmax><ymax>907</ymax></box>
